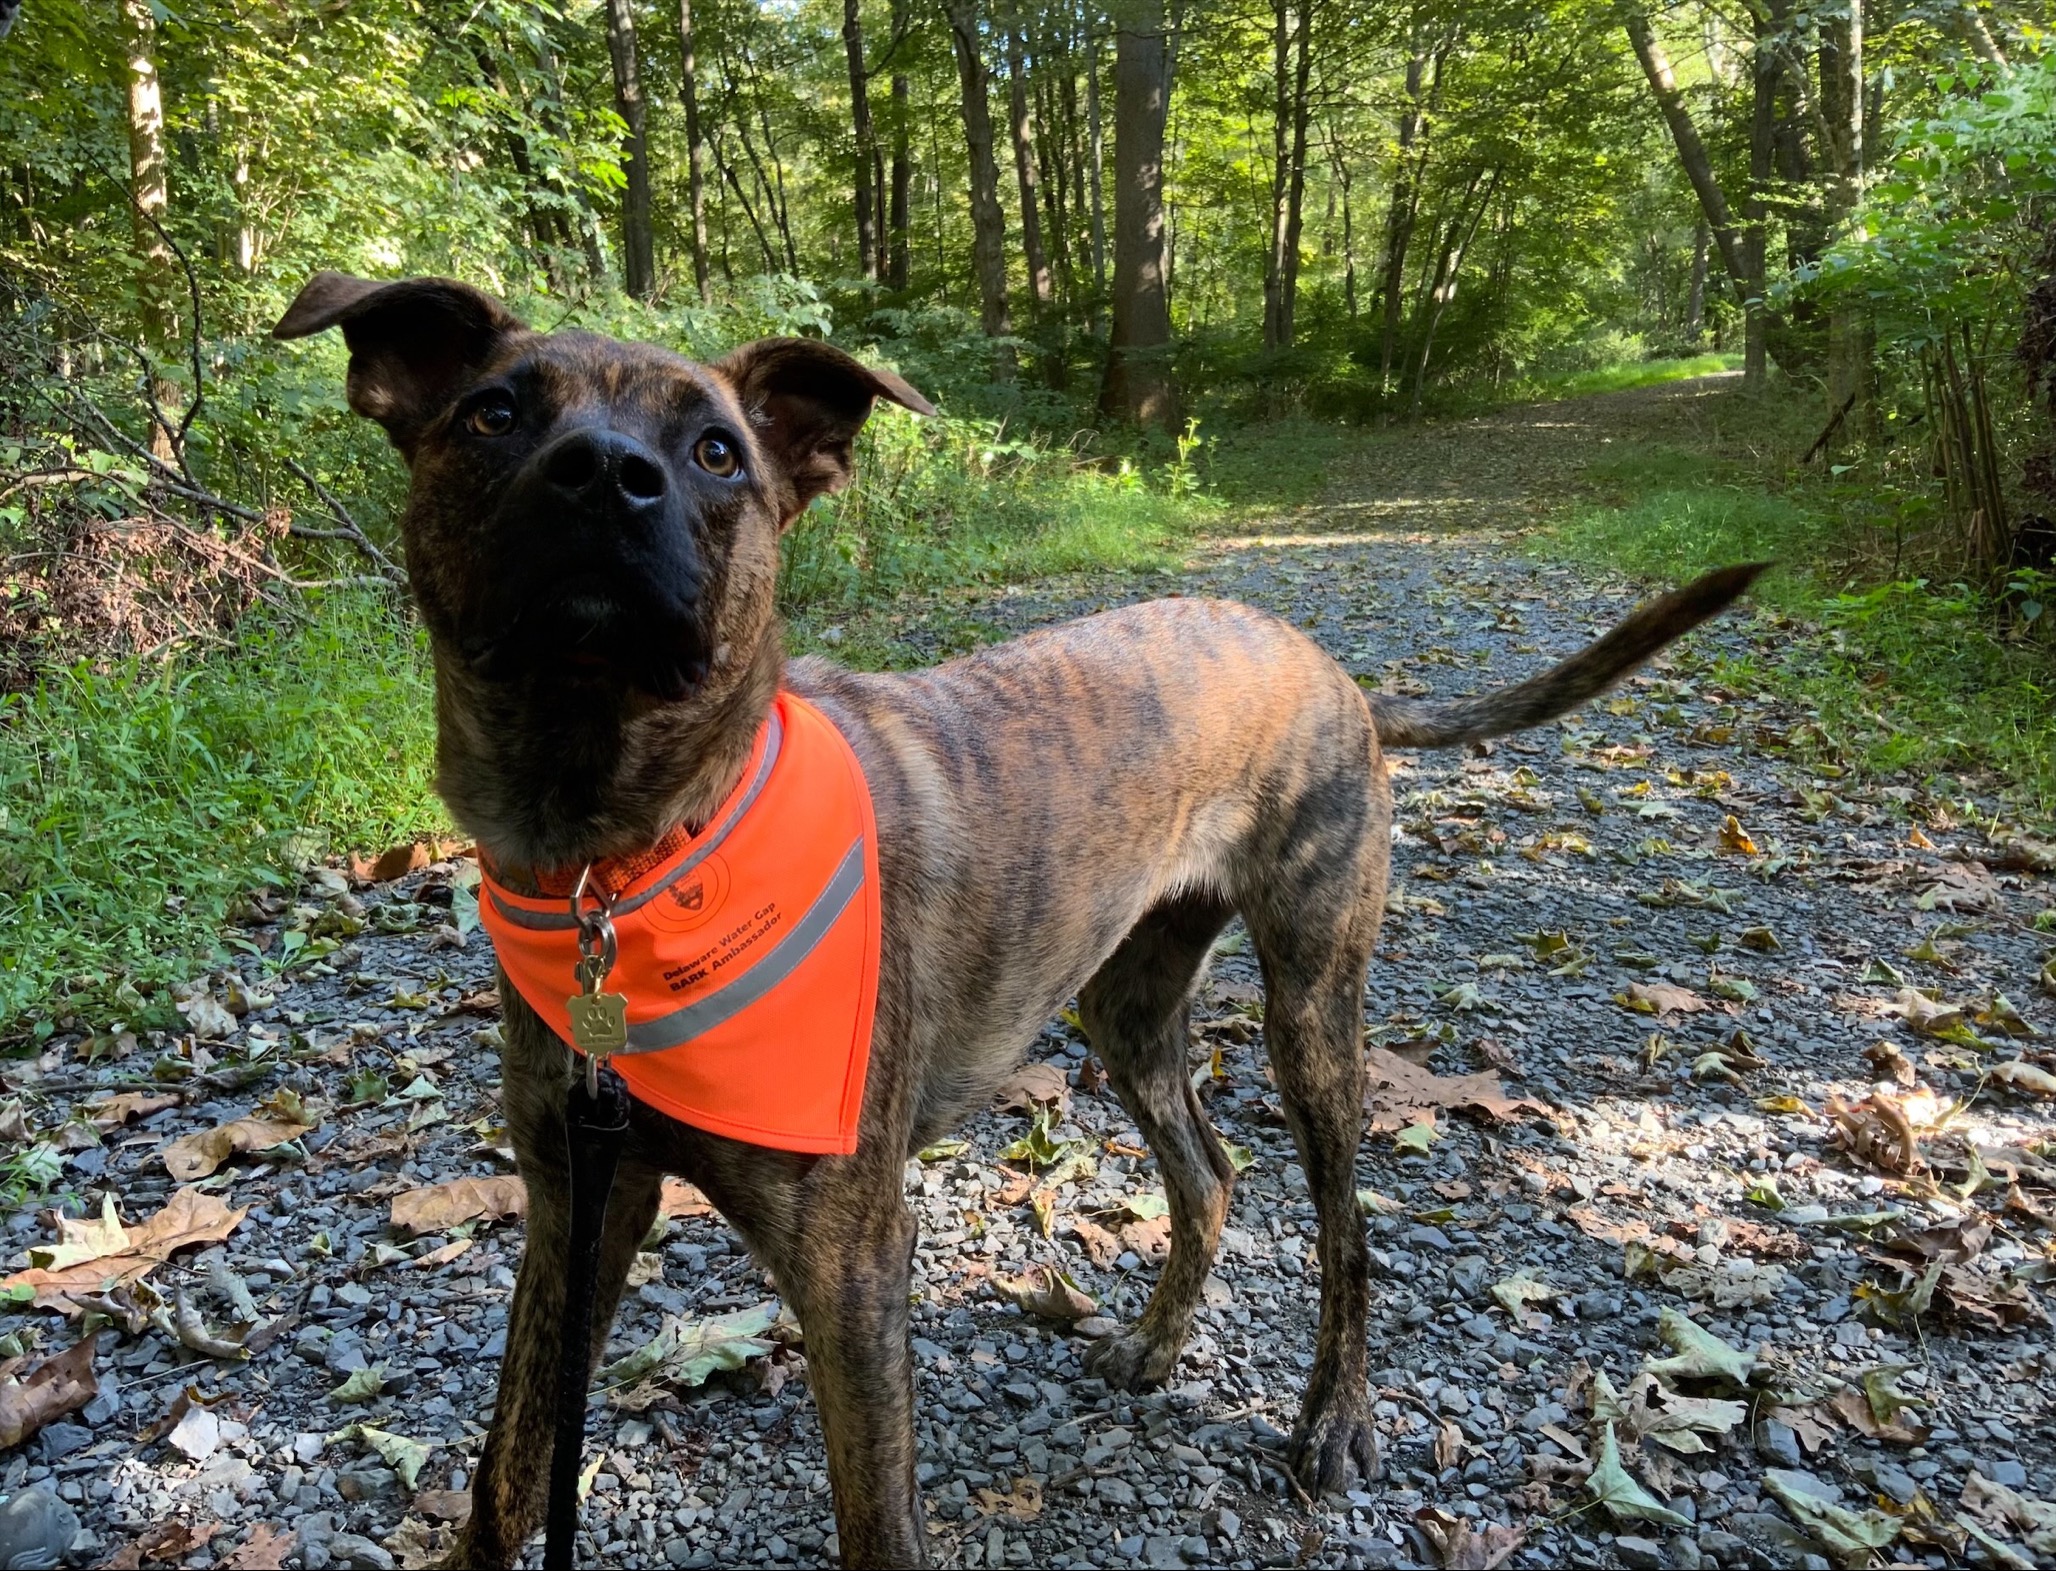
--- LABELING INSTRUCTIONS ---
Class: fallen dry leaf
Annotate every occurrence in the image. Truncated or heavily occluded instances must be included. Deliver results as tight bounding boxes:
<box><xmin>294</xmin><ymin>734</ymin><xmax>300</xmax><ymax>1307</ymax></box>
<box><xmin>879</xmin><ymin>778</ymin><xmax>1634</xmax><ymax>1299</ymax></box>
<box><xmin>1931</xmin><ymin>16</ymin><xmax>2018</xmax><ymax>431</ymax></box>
<box><xmin>1068</xmin><ymin>1217</ymin><xmax>1121</xmax><ymax>1268</ymax></box>
<box><xmin>1618</xmin><ymin>981</ymin><xmax>1710</xmax><ymax>1018</ymax></box>
<box><xmin>660</xmin><ymin>1177</ymin><xmax>716</xmax><ymax>1219</ymax></box>
<box><xmin>219</xmin><ymin>1523</ymin><xmax>297</xmax><ymax>1569</ymax></box>
<box><xmin>352</xmin><ymin>842</ymin><xmax>432</xmax><ymax>882</ymax></box>
<box><xmin>412</xmin><ymin>1490</ymin><xmax>472</xmax><ymax>1524</ymax></box>
<box><xmin>2</xmin><ymin>1188</ymin><xmax>245</xmax><ymax>1313</ymax></box>
<box><xmin>1434</xmin><ymin>1419</ymin><xmax>1464</xmax><ymax>1469</ymax></box>
<box><xmin>133</xmin><ymin>1519</ymin><xmax>222</xmax><ymax>1564</ymax></box>
<box><xmin>1118</xmin><ymin>1215</ymin><xmax>1171</xmax><ymax>1266</ymax></box>
<box><xmin>87</xmin><ymin>1091</ymin><xmax>180</xmax><ymax>1129</ymax></box>
<box><xmin>992</xmin><ymin>1061</ymin><xmax>1071</xmax><ymax>1114</ymax></box>
<box><xmin>389</xmin><ymin>1175</ymin><xmax>528</xmax><ymax>1236</ymax></box>
<box><xmin>1414</xmin><ymin>1505</ymin><xmax>1525</xmax><ymax>1568</ymax></box>
<box><xmin>1863</xmin><ymin>1040</ymin><xmax>1919</xmax><ymax>1087</ymax></box>
<box><xmin>1989</xmin><ymin>1059</ymin><xmax>2056</xmax><ymax>1098</ymax></box>
<box><xmin>974</xmin><ymin>1477</ymin><xmax>1045</xmax><ymax>1522</ymax></box>
<box><xmin>161</xmin><ymin>1114</ymin><xmax>314</xmax><ymax>1181</ymax></box>
<box><xmin>1719</xmin><ymin>815</ymin><xmax>1758</xmax><ymax>855</ymax></box>
<box><xmin>0</xmin><ymin>1333</ymin><xmax>97</xmax><ymax>1448</ymax></box>
<box><xmin>990</xmin><ymin>1265</ymin><xmax>1096</xmax><ymax>1321</ymax></box>
<box><xmin>1889</xmin><ymin>986</ymin><xmax>1969</xmax><ymax>1038</ymax></box>
<box><xmin>1363</xmin><ymin>1046</ymin><xmax>1547</xmax><ymax>1133</ymax></box>
<box><xmin>1826</xmin><ymin>1093</ymin><xmax>1923</xmax><ymax>1175</ymax></box>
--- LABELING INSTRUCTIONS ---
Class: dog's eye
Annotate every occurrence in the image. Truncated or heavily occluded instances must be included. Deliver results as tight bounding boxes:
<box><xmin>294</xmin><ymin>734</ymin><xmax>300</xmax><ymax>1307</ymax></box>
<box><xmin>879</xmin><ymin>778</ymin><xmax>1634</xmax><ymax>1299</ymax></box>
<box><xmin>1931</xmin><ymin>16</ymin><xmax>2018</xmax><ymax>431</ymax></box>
<box><xmin>694</xmin><ymin>432</ymin><xmax>741</xmax><ymax>478</ymax></box>
<box><xmin>467</xmin><ymin>397</ymin><xmax>516</xmax><ymax>438</ymax></box>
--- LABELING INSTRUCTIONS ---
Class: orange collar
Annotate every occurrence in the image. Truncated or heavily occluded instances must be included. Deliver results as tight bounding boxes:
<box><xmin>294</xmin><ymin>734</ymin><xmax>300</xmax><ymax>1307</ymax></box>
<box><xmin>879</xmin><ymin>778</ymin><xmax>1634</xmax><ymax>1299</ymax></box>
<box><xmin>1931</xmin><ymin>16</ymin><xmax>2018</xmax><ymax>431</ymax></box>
<box><xmin>478</xmin><ymin>692</ymin><xmax>880</xmax><ymax>1155</ymax></box>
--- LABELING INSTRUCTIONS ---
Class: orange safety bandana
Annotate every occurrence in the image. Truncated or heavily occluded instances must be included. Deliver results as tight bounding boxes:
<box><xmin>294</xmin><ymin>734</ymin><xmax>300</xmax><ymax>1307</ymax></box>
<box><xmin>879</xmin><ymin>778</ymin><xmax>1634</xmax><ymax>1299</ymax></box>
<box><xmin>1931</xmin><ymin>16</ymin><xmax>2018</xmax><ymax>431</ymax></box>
<box><xmin>478</xmin><ymin>692</ymin><xmax>880</xmax><ymax>1155</ymax></box>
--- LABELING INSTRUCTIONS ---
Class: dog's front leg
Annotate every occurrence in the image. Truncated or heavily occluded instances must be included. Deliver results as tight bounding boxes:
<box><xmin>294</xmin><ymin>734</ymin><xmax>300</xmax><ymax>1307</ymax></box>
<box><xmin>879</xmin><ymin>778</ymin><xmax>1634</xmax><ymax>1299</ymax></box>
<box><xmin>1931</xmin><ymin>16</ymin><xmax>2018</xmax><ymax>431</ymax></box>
<box><xmin>768</xmin><ymin>1185</ymin><xmax>927</xmax><ymax>1568</ymax></box>
<box><xmin>453</xmin><ymin>1141</ymin><xmax>663</xmax><ymax>1566</ymax></box>
<box><xmin>450</xmin><ymin>998</ymin><xmax>664</xmax><ymax>1567</ymax></box>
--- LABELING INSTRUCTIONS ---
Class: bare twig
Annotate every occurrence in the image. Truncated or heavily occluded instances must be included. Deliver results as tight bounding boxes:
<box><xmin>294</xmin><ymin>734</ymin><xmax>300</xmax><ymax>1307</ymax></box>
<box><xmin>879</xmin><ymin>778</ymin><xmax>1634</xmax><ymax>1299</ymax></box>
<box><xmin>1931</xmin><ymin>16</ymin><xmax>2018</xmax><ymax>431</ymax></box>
<box><xmin>283</xmin><ymin>456</ymin><xmax>405</xmax><ymax>583</ymax></box>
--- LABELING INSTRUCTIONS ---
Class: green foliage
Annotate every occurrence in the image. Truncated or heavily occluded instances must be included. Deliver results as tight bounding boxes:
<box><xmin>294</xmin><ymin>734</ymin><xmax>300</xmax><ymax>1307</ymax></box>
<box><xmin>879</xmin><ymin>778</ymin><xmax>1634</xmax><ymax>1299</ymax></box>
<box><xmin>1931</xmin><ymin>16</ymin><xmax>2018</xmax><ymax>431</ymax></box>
<box><xmin>1544</xmin><ymin>449</ymin><xmax>2056</xmax><ymax>821</ymax></box>
<box><xmin>0</xmin><ymin>592</ymin><xmax>442</xmax><ymax>1031</ymax></box>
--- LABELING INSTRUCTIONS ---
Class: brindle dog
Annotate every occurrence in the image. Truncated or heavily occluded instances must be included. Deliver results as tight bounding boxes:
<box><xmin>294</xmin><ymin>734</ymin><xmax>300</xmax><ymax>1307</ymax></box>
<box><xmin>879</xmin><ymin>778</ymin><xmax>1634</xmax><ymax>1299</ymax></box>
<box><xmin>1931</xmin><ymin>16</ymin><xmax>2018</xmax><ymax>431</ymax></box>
<box><xmin>274</xmin><ymin>271</ymin><xmax>1762</xmax><ymax>1568</ymax></box>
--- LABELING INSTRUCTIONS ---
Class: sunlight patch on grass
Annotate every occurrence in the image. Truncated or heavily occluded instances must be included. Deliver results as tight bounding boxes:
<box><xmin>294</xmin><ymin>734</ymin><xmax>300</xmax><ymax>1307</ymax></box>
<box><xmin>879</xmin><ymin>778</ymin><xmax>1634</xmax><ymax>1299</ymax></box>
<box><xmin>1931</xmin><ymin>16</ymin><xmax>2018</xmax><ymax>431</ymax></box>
<box><xmin>1540</xmin><ymin>483</ymin><xmax>2056</xmax><ymax>822</ymax></box>
<box><xmin>1539</xmin><ymin>353</ymin><xmax>1745</xmax><ymax>400</ymax></box>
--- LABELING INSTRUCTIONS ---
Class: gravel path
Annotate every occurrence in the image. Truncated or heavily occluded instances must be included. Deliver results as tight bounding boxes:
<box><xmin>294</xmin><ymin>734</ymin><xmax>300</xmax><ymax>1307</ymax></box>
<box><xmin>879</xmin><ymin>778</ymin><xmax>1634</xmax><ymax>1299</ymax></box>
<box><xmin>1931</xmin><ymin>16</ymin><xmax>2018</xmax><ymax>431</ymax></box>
<box><xmin>6</xmin><ymin>377</ymin><xmax>2055</xmax><ymax>1571</ymax></box>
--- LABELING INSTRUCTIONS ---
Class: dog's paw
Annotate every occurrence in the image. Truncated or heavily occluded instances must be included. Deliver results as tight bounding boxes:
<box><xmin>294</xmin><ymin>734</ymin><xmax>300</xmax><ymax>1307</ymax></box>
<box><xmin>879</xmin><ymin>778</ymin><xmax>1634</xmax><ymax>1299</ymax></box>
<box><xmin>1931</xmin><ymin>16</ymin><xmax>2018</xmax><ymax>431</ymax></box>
<box><xmin>1081</xmin><ymin>1326</ymin><xmax>1180</xmax><ymax>1391</ymax></box>
<box><xmin>1288</xmin><ymin>1395</ymin><xmax>1382</xmax><ymax>1498</ymax></box>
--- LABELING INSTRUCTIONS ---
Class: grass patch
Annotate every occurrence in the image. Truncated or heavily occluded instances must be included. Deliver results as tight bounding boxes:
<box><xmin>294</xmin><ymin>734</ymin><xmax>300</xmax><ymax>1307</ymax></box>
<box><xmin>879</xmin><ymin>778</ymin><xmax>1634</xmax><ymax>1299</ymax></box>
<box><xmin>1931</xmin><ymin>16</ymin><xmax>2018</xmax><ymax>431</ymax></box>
<box><xmin>1537</xmin><ymin>353</ymin><xmax>1744</xmax><ymax>400</ymax></box>
<box><xmin>2</xmin><ymin>418</ymin><xmax>1237</xmax><ymax>1036</ymax></box>
<box><xmin>1541</xmin><ymin>476</ymin><xmax>2056</xmax><ymax>821</ymax></box>
<box><xmin>1</xmin><ymin>591</ymin><xmax>444</xmax><ymax>1035</ymax></box>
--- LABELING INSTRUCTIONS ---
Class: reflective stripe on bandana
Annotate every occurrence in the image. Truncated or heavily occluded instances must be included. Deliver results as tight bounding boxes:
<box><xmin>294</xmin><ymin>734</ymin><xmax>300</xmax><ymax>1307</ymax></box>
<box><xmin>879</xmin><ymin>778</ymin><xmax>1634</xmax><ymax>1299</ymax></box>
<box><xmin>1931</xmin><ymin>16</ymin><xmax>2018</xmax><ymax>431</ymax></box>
<box><xmin>479</xmin><ymin>692</ymin><xmax>880</xmax><ymax>1155</ymax></box>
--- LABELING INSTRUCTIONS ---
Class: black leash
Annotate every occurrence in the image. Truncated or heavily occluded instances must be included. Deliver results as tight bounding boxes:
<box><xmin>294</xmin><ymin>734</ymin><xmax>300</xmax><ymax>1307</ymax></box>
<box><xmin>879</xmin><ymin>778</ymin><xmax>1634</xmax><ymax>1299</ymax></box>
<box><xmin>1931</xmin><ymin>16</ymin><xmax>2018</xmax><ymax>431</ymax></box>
<box><xmin>543</xmin><ymin>1060</ymin><xmax>630</xmax><ymax>1571</ymax></box>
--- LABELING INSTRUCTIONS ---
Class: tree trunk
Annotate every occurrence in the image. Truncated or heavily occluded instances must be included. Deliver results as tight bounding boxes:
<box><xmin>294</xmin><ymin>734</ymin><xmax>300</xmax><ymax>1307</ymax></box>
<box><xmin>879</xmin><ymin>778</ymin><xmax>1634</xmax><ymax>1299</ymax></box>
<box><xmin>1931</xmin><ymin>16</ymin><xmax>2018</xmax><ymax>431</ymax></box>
<box><xmin>843</xmin><ymin>0</ymin><xmax>879</xmax><ymax>279</ymax></box>
<box><xmin>603</xmin><ymin>0</ymin><xmax>656</xmax><ymax>299</ymax></box>
<box><xmin>1086</xmin><ymin>26</ymin><xmax>1109</xmax><ymax>326</ymax></box>
<box><xmin>121</xmin><ymin>0</ymin><xmax>177</xmax><ymax>460</ymax></box>
<box><xmin>1334</xmin><ymin>131</ymin><xmax>1356</xmax><ymax>317</ymax></box>
<box><xmin>1378</xmin><ymin>42</ymin><xmax>1430</xmax><ymax>390</ymax></box>
<box><xmin>1006</xmin><ymin>28</ymin><xmax>1054</xmax><ymax>315</ymax></box>
<box><xmin>1261</xmin><ymin>0</ymin><xmax>1313</xmax><ymax>350</ymax></box>
<box><xmin>943</xmin><ymin>0</ymin><xmax>1015</xmax><ymax>368</ymax></box>
<box><xmin>1744</xmin><ymin>1</ymin><xmax>1779</xmax><ymax>385</ymax></box>
<box><xmin>1098</xmin><ymin>0</ymin><xmax>1176</xmax><ymax>429</ymax></box>
<box><xmin>1820</xmin><ymin>0</ymin><xmax>1868</xmax><ymax>419</ymax></box>
<box><xmin>1627</xmin><ymin>9</ymin><xmax>1780</xmax><ymax>377</ymax></box>
<box><xmin>1685</xmin><ymin>220</ymin><xmax>1708</xmax><ymax>340</ymax></box>
<box><xmin>1278</xmin><ymin>0</ymin><xmax>1312</xmax><ymax>348</ymax></box>
<box><xmin>679</xmin><ymin>0</ymin><xmax>712</xmax><ymax>302</ymax></box>
<box><xmin>888</xmin><ymin>0</ymin><xmax>912</xmax><ymax>288</ymax></box>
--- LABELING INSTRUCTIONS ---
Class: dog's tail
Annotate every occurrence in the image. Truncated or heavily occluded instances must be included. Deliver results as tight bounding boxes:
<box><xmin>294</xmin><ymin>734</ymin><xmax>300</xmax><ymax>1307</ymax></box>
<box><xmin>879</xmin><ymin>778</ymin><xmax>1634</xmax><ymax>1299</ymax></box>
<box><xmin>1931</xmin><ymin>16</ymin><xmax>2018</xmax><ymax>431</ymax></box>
<box><xmin>1366</xmin><ymin>562</ymin><xmax>1769</xmax><ymax>750</ymax></box>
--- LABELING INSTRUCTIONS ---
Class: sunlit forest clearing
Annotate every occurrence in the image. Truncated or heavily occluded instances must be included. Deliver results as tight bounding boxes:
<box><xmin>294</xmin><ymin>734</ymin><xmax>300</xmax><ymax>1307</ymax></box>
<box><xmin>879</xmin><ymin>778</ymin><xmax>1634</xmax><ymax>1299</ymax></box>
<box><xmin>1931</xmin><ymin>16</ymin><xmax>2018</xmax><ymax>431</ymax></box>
<box><xmin>3</xmin><ymin>1</ymin><xmax>2056</xmax><ymax>1569</ymax></box>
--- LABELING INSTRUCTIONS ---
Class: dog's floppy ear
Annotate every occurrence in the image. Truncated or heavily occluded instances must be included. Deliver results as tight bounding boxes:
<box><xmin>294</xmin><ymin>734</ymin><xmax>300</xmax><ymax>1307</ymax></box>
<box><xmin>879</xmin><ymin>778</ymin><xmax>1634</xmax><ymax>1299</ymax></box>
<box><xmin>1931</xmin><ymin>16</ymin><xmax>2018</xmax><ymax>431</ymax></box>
<box><xmin>273</xmin><ymin>272</ymin><xmax>526</xmax><ymax>458</ymax></box>
<box><xmin>712</xmin><ymin>337</ymin><xmax>935</xmax><ymax>524</ymax></box>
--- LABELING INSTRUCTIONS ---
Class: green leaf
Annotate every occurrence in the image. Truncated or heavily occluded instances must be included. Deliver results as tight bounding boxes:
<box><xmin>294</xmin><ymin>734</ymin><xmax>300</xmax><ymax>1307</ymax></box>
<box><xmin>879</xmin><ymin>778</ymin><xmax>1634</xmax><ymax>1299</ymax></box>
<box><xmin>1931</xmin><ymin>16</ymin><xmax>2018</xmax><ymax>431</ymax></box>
<box><xmin>1586</xmin><ymin>1422</ymin><xmax>1690</xmax><ymax>1528</ymax></box>
<box><xmin>329</xmin><ymin>1365</ymin><xmax>387</xmax><ymax>1403</ymax></box>
<box><xmin>598</xmin><ymin>1302</ymin><xmax>781</xmax><ymax>1393</ymax></box>
<box><xmin>1643</xmin><ymin>1308</ymin><xmax>1759</xmax><ymax>1386</ymax></box>
<box><xmin>1391</xmin><ymin>1120</ymin><xmax>1438</xmax><ymax>1154</ymax></box>
<box><xmin>1218</xmin><ymin>1139</ymin><xmax>1256</xmax><ymax>1173</ymax></box>
<box><xmin>1762</xmin><ymin>1469</ymin><xmax>1902</xmax><ymax>1567</ymax></box>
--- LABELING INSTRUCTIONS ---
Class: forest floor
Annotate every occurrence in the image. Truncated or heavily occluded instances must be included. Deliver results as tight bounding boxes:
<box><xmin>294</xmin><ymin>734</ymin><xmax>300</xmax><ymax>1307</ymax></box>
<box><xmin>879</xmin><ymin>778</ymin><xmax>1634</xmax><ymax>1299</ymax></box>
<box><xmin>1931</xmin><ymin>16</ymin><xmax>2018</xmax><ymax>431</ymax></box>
<box><xmin>6</xmin><ymin>376</ymin><xmax>2056</xmax><ymax>1571</ymax></box>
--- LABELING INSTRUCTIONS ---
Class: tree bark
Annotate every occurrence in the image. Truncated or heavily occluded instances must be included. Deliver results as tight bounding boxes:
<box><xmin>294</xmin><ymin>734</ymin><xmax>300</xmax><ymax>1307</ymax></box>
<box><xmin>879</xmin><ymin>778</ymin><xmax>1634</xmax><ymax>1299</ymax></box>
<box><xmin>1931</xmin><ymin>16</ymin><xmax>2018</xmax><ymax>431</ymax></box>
<box><xmin>679</xmin><ymin>0</ymin><xmax>712</xmax><ymax>302</ymax></box>
<box><xmin>1820</xmin><ymin>0</ymin><xmax>1868</xmax><ymax>417</ymax></box>
<box><xmin>843</xmin><ymin>0</ymin><xmax>879</xmax><ymax>279</ymax></box>
<box><xmin>1086</xmin><ymin>26</ymin><xmax>1110</xmax><ymax>326</ymax></box>
<box><xmin>1006</xmin><ymin>28</ymin><xmax>1054</xmax><ymax>315</ymax></box>
<box><xmin>1098</xmin><ymin>0</ymin><xmax>1176</xmax><ymax>429</ymax></box>
<box><xmin>943</xmin><ymin>0</ymin><xmax>1015</xmax><ymax>368</ymax></box>
<box><xmin>1627</xmin><ymin>8</ymin><xmax>1784</xmax><ymax>380</ymax></box>
<box><xmin>1378</xmin><ymin>41</ymin><xmax>1431</xmax><ymax>389</ymax></box>
<box><xmin>120</xmin><ymin>0</ymin><xmax>177</xmax><ymax>460</ymax></box>
<box><xmin>888</xmin><ymin>0</ymin><xmax>912</xmax><ymax>288</ymax></box>
<box><xmin>603</xmin><ymin>0</ymin><xmax>656</xmax><ymax>299</ymax></box>
<box><xmin>1685</xmin><ymin>219</ymin><xmax>1708</xmax><ymax>340</ymax></box>
<box><xmin>1262</xmin><ymin>0</ymin><xmax>1312</xmax><ymax>350</ymax></box>
<box><xmin>1744</xmin><ymin>1</ymin><xmax>1779</xmax><ymax>385</ymax></box>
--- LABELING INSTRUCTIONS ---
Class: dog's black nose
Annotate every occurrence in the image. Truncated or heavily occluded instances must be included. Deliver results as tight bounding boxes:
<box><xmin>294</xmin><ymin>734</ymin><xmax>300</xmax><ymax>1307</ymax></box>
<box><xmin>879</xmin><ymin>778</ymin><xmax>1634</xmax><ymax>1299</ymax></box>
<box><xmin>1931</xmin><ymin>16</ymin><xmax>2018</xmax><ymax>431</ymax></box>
<box><xmin>539</xmin><ymin>428</ymin><xmax>668</xmax><ymax>511</ymax></box>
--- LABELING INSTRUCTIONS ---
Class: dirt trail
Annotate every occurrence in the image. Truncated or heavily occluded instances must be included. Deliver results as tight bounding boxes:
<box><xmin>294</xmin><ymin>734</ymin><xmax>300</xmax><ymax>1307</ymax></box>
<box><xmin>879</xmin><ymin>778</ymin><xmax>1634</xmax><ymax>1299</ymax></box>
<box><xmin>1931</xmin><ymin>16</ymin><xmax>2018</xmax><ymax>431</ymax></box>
<box><xmin>6</xmin><ymin>376</ymin><xmax>2054</xmax><ymax>1571</ymax></box>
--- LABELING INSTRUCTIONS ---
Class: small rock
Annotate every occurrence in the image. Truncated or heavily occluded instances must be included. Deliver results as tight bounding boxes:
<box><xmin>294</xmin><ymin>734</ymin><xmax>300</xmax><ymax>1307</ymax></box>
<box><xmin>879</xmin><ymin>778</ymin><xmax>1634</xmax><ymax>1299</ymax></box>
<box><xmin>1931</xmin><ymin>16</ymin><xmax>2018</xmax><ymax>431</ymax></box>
<box><xmin>1614</xmin><ymin>1536</ymin><xmax>1664</xmax><ymax>1570</ymax></box>
<box><xmin>35</xmin><ymin>1422</ymin><xmax>91</xmax><ymax>1461</ymax></box>
<box><xmin>0</xmin><ymin>1487</ymin><xmax>79</xmax><ymax>1571</ymax></box>
<box><xmin>328</xmin><ymin>1532</ymin><xmax>397</xmax><ymax>1570</ymax></box>
<box><xmin>1989</xmin><ymin>1459</ymin><xmax>2028</xmax><ymax>1490</ymax></box>
<box><xmin>1754</xmin><ymin>1420</ymin><xmax>1803</xmax><ymax>1470</ymax></box>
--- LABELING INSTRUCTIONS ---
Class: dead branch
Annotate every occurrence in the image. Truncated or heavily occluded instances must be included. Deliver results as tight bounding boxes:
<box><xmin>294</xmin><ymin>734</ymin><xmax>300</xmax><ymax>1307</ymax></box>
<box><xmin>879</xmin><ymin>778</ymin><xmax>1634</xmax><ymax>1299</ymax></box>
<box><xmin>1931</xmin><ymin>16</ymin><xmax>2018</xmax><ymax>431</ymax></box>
<box><xmin>283</xmin><ymin>456</ymin><xmax>405</xmax><ymax>583</ymax></box>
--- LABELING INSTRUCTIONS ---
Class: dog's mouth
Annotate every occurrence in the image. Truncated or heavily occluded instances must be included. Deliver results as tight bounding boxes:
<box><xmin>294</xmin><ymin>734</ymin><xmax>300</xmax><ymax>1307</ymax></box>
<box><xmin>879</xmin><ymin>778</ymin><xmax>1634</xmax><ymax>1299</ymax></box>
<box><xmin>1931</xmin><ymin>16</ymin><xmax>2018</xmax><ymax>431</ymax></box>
<box><xmin>464</xmin><ymin>573</ymin><xmax>711</xmax><ymax>703</ymax></box>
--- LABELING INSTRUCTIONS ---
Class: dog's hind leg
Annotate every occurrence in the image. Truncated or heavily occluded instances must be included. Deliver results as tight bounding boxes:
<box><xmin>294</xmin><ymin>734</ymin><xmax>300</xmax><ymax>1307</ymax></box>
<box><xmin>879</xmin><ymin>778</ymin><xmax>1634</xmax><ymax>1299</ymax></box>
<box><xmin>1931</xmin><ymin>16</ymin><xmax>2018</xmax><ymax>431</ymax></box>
<box><xmin>1245</xmin><ymin>904</ymin><xmax>1383</xmax><ymax>1496</ymax></box>
<box><xmin>1078</xmin><ymin>893</ymin><xmax>1237</xmax><ymax>1391</ymax></box>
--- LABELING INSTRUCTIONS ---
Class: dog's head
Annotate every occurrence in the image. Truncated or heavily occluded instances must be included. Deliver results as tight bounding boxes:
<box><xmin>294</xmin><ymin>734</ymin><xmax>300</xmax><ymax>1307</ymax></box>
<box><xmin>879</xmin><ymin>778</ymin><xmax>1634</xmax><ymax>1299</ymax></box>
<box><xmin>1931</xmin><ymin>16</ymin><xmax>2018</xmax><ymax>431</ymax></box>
<box><xmin>276</xmin><ymin>272</ymin><xmax>931</xmax><ymax>705</ymax></box>
<box><xmin>275</xmin><ymin>272</ymin><xmax>932</xmax><ymax>863</ymax></box>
